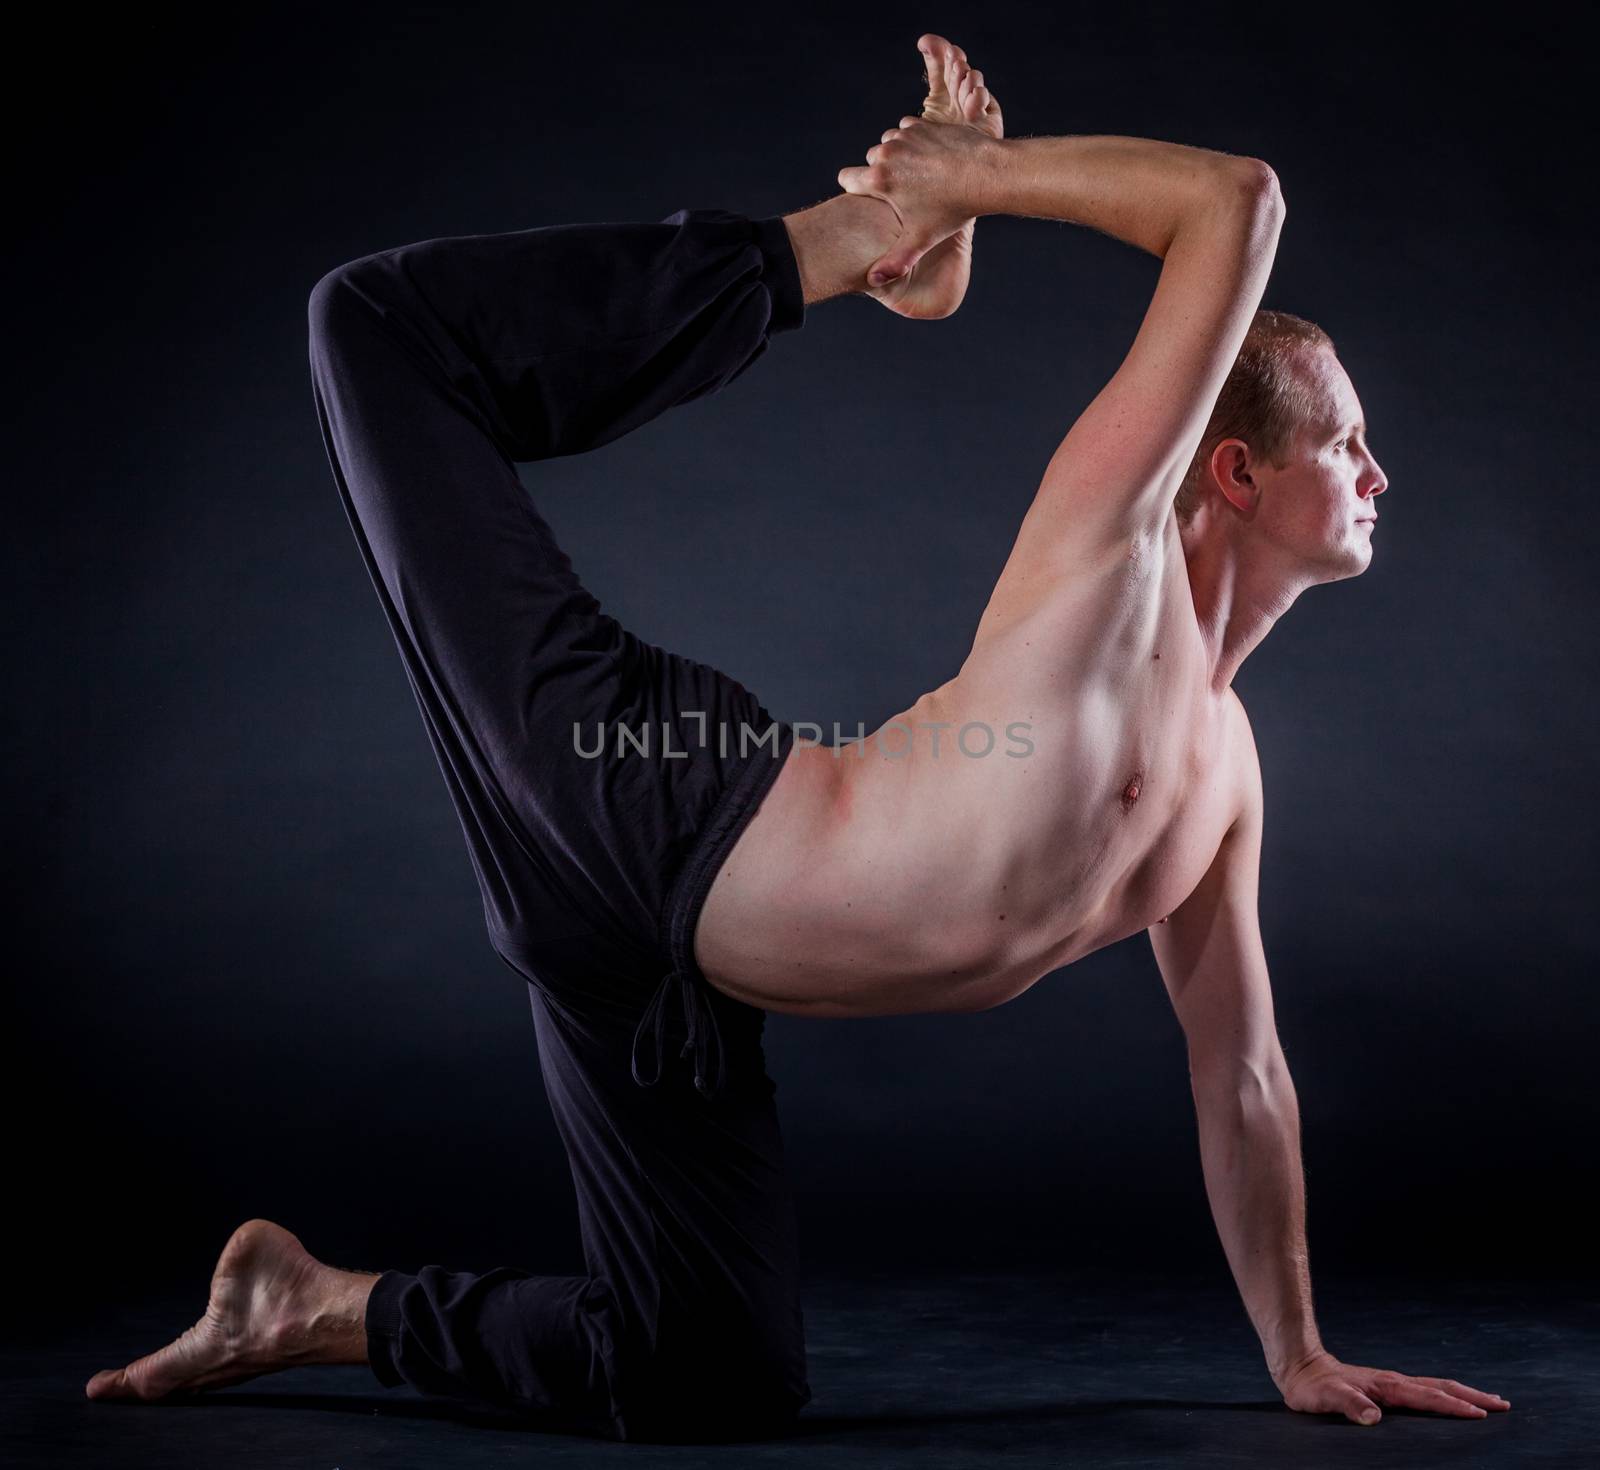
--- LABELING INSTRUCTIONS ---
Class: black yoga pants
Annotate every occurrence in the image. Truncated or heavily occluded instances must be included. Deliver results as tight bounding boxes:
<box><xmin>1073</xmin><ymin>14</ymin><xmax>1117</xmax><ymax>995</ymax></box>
<box><xmin>306</xmin><ymin>205</ymin><xmax>811</xmax><ymax>1442</ymax></box>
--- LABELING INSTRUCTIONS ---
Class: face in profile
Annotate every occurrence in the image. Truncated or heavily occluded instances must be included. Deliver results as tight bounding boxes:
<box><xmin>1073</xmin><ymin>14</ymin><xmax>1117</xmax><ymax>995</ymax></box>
<box><xmin>1252</xmin><ymin>346</ymin><xmax>1389</xmax><ymax>581</ymax></box>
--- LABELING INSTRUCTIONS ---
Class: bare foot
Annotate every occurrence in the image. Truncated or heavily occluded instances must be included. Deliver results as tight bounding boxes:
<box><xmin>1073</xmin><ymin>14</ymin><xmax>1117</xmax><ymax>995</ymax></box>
<box><xmin>914</xmin><ymin>34</ymin><xmax>1004</xmax><ymax>151</ymax></box>
<box><xmin>85</xmin><ymin>1219</ymin><xmax>374</xmax><ymax>1402</ymax></box>
<box><xmin>863</xmin><ymin>33</ymin><xmax>1005</xmax><ymax>321</ymax></box>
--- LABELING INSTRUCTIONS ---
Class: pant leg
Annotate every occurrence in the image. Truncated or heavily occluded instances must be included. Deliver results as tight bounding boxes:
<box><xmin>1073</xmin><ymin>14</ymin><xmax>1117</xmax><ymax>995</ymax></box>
<box><xmin>308</xmin><ymin>209</ymin><xmax>810</xmax><ymax>1439</ymax></box>
<box><xmin>363</xmin><ymin>944</ymin><xmax>811</xmax><ymax>1444</ymax></box>
<box><xmin>307</xmin><ymin>207</ymin><xmax>804</xmax><ymax>947</ymax></box>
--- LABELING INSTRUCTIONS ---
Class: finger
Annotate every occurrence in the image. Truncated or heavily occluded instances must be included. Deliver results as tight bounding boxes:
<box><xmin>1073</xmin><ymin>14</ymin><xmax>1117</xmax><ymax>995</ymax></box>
<box><xmin>1412</xmin><ymin>1376</ymin><xmax>1511</xmax><ymax>1410</ymax></box>
<box><xmin>1378</xmin><ymin>1377</ymin><xmax>1487</xmax><ymax>1418</ymax></box>
<box><xmin>837</xmin><ymin>164</ymin><xmax>885</xmax><ymax>199</ymax></box>
<box><xmin>1338</xmin><ymin>1388</ymin><xmax>1383</xmax><ymax>1426</ymax></box>
<box><xmin>899</xmin><ymin>115</ymin><xmax>922</xmax><ymax>128</ymax></box>
<box><xmin>867</xmin><ymin>238</ymin><xmax>930</xmax><ymax>287</ymax></box>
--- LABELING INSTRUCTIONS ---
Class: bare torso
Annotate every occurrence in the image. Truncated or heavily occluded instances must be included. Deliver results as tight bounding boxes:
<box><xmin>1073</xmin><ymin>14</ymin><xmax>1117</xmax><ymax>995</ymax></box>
<box><xmin>696</xmin><ymin>130</ymin><xmax>1294</xmax><ymax>1019</ymax></box>
<box><xmin>696</xmin><ymin>507</ymin><xmax>1249</xmax><ymax>1018</ymax></box>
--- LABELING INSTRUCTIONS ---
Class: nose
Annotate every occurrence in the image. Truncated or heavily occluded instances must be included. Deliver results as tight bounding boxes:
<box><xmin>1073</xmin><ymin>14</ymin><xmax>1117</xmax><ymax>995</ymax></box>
<box><xmin>1362</xmin><ymin>456</ymin><xmax>1388</xmax><ymax>499</ymax></box>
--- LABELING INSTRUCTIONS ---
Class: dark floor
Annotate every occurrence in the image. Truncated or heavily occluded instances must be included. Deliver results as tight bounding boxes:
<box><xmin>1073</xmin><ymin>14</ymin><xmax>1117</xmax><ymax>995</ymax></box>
<box><xmin>6</xmin><ymin>1269</ymin><xmax>1593</xmax><ymax>1468</ymax></box>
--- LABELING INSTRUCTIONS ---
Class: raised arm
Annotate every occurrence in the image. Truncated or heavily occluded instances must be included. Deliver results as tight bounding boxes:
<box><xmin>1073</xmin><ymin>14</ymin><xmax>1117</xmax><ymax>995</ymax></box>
<box><xmin>1151</xmin><ymin>700</ymin><xmax>1510</xmax><ymax>1426</ymax></box>
<box><xmin>1004</xmin><ymin>138</ymin><xmax>1283</xmax><ymax>550</ymax></box>
<box><xmin>841</xmin><ymin>125</ymin><xmax>1284</xmax><ymax>554</ymax></box>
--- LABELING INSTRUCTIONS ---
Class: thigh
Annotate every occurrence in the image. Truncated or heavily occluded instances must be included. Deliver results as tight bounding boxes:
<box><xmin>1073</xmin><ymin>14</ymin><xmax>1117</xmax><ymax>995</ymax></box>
<box><xmin>310</xmin><ymin>277</ymin><xmax>646</xmax><ymax>942</ymax></box>
<box><xmin>308</xmin><ymin>229</ymin><xmax>791</xmax><ymax>955</ymax></box>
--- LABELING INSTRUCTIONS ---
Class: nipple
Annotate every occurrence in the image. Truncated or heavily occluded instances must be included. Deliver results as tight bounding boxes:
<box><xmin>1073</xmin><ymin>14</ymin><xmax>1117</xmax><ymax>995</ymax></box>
<box><xmin>1122</xmin><ymin>774</ymin><xmax>1143</xmax><ymax>805</ymax></box>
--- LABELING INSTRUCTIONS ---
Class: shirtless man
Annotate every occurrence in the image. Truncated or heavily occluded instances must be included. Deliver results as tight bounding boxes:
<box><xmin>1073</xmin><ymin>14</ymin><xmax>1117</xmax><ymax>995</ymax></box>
<box><xmin>88</xmin><ymin>34</ymin><xmax>1508</xmax><ymax>1440</ymax></box>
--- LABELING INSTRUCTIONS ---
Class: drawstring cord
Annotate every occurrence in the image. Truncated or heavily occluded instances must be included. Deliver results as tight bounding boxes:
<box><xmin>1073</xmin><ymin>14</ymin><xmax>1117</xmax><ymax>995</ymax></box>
<box><xmin>630</xmin><ymin>967</ymin><xmax>727</xmax><ymax>1100</ymax></box>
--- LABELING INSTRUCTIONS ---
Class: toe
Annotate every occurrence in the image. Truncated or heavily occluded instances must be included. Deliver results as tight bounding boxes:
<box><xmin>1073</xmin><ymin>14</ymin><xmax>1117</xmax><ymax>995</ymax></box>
<box><xmin>947</xmin><ymin>52</ymin><xmax>969</xmax><ymax>103</ymax></box>
<box><xmin>965</xmin><ymin>69</ymin><xmax>987</xmax><ymax>117</ymax></box>
<box><xmin>86</xmin><ymin>1368</ymin><xmax>132</xmax><ymax>1401</ymax></box>
<box><xmin>918</xmin><ymin>37</ymin><xmax>948</xmax><ymax>101</ymax></box>
<box><xmin>88</xmin><ymin>1322</ymin><xmax>218</xmax><ymax>1401</ymax></box>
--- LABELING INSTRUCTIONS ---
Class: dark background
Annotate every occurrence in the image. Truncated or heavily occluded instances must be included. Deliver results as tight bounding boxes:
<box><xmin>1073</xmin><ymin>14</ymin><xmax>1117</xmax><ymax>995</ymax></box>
<box><xmin>11</xmin><ymin>0</ymin><xmax>1596</xmax><ymax>1327</ymax></box>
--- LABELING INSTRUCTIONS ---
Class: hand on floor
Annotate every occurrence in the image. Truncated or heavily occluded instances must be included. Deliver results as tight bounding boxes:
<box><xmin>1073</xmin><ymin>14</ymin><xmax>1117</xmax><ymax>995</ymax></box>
<box><xmin>1276</xmin><ymin>1348</ymin><xmax>1511</xmax><ymax>1425</ymax></box>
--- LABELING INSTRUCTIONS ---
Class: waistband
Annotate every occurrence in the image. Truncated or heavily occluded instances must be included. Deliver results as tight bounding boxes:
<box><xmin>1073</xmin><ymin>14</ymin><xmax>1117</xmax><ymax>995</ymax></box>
<box><xmin>630</xmin><ymin>720</ymin><xmax>797</xmax><ymax>1101</ymax></box>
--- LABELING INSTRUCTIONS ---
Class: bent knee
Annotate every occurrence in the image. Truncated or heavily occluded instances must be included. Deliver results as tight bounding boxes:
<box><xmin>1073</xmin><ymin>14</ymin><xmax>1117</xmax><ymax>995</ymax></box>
<box><xmin>614</xmin><ymin>1315</ymin><xmax>808</xmax><ymax>1441</ymax></box>
<box><xmin>306</xmin><ymin>261</ymin><xmax>374</xmax><ymax>359</ymax></box>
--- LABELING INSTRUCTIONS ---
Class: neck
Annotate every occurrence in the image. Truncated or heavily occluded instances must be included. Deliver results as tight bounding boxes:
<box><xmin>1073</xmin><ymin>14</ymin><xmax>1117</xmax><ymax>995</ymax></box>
<box><xmin>1180</xmin><ymin>515</ymin><xmax>1312</xmax><ymax>693</ymax></box>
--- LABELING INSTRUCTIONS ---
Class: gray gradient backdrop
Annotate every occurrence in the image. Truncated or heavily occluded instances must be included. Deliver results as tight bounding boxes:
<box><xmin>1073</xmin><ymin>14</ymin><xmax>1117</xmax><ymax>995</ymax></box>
<box><xmin>11</xmin><ymin>0</ymin><xmax>1597</xmax><ymax>1315</ymax></box>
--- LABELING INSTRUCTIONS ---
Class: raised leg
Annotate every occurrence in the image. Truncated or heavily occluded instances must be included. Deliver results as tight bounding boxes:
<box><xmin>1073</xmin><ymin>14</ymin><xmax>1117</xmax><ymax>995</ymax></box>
<box><xmin>303</xmin><ymin>207</ymin><xmax>812</xmax><ymax>947</ymax></box>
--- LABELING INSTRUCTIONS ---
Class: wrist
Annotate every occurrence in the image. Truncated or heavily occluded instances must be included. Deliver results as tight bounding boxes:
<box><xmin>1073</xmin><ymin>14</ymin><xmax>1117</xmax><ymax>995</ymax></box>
<box><xmin>1268</xmin><ymin>1340</ymin><xmax>1330</xmax><ymax>1390</ymax></box>
<box><xmin>962</xmin><ymin>134</ymin><xmax>1014</xmax><ymax>218</ymax></box>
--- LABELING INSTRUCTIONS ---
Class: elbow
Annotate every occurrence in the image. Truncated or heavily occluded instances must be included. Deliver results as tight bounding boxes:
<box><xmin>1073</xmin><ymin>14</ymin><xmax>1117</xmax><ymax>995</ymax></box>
<box><xmin>1189</xmin><ymin>1040</ymin><xmax>1292</xmax><ymax>1106</ymax></box>
<box><xmin>1228</xmin><ymin>156</ymin><xmax>1286</xmax><ymax>222</ymax></box>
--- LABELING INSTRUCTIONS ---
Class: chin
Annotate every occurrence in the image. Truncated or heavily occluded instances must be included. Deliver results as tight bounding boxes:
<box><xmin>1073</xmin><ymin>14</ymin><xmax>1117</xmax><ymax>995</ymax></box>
<box><xmin>1305</xmin><ymin>541</ymin><xmax>1372</xmax><ymax>585</ymax></box>
<box><xmin>1335</xmin><ymin>544</ymin><xmax>1374</xmax><ymax>580</ymax></box>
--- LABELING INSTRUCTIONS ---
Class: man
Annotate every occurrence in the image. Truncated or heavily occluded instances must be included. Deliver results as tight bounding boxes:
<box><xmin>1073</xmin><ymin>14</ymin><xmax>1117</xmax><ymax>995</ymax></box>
<box><xmin>87</xmin><ymin>33</ymin><xmax>1508</xmax><ymax>1441</ymax></box>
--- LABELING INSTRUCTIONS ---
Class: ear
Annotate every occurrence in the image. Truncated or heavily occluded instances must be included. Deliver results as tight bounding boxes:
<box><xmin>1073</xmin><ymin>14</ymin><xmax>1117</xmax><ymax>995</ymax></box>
<box><xmin>1207</xmin><ymin>438</ymin><xmax>1260</xmax><ymax>515</ymax></box>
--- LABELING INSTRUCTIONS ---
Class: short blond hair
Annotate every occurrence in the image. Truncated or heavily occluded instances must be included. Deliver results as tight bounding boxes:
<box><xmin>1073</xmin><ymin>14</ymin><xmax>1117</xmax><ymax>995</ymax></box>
<box><xmin>1174</xmin><ymin>309</ymin><xmax>1336</xmax><ymax>525</ymax></box>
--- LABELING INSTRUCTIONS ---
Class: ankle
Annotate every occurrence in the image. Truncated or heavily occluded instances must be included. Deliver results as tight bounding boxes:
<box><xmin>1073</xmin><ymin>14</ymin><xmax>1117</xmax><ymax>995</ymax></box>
<box><xmin>295</xmin><ymin>1264</ymin><xmax>380</xmax><ymax>1366</ymax></box>
<box><xmin>782</xmin><ymin>194</ymin><xmax>899</xmax><ymax>306</ymax></box>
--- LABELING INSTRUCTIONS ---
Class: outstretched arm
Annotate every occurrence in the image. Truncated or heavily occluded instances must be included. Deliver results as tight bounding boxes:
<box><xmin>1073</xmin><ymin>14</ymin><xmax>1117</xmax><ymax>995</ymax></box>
<box><xmin>1150</xmin><ymin>700</ymin><xmax>1511</xmax><ymax>1426</ymax></box>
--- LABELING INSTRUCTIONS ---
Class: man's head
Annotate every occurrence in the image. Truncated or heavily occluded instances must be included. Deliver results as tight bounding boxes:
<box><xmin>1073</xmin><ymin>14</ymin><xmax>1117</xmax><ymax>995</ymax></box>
<box><xmin>1175</xmin><ymin>310</ymin><xmax>1387</xmax><ymax>583</ymax></box>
